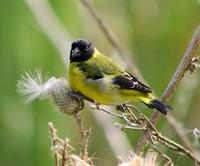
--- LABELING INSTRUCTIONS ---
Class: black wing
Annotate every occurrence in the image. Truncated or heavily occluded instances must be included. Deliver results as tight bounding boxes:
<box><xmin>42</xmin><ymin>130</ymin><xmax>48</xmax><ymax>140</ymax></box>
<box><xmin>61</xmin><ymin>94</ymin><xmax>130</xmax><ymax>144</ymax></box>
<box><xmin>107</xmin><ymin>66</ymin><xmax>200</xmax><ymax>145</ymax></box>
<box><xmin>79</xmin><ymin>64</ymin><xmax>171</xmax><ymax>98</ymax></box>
<box><xmin>112</xmin><ymin>74</ymin><xmax>152</xmax><ymax>93</ymax></box>
<box><xmin>77</xmin><ymin>63</ymin><xmax>104</xmax><ymax>80</ymax></box>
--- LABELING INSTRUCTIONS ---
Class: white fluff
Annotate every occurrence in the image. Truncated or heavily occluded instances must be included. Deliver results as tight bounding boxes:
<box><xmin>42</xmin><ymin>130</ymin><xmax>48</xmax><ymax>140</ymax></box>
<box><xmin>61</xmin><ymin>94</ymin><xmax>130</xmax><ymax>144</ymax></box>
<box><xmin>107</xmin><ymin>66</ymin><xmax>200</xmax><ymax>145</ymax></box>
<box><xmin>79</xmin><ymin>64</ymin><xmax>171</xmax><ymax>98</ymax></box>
<box><xmin>17</xmin><ymin>70</ymin><xmax>83</xmax><ymax>115</ymax></box>
<box><xmin>17</xmin><ymin>70</ymin><xmax>47</xmax><ymax>103</ymax></box>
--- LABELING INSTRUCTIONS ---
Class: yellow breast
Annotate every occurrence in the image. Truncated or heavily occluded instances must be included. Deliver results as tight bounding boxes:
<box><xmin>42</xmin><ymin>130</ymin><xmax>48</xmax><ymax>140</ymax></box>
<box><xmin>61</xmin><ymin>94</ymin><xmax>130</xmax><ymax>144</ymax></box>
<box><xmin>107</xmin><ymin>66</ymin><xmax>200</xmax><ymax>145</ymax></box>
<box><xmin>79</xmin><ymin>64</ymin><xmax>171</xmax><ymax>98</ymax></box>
<box><xmin>68</xmin><ymin>62</ymin><xmax>143</xmax><ymax>105</ymax></box>
<box><xmin>69</xmin><ymin>63</ymin><xmax>124</xmax><ymax>104</ymax></box>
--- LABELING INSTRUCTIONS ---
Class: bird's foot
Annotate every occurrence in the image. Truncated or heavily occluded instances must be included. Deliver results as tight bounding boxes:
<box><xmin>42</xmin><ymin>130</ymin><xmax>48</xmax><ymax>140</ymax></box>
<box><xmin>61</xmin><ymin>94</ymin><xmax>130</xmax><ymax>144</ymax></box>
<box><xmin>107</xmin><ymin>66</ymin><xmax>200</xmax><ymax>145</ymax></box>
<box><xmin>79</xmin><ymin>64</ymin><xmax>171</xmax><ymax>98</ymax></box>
<box><xmin>70</xmin><ymin>91</ymin><xmax>95</xmax><ymax>103</ymax></box>
<box><xmin>116</xmin><ymin>104</ymin><xmax>128</xmax><ymax>112</ymax></box>
<box><xmin>94</xmin><ymin>103</ymin><xmax>100</xmax><ymax>109</ymax></box>
<box><xmin>90</xmin><ymin>102</ymin><xmax>101</xmax><ymax>110</ymax></box>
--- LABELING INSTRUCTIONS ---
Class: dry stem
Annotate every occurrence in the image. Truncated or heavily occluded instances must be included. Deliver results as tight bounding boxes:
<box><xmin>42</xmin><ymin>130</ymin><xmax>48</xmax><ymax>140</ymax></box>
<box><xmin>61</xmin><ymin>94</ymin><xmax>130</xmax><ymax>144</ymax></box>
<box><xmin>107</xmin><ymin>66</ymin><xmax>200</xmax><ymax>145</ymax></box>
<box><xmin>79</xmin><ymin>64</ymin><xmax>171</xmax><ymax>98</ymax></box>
<box><xmin>135</xmin><ymin>25</ymin><xmax>200</xmax><ymax>155</ymax></box>
<box><xmin>109</xmin><ymin>105</ymin><xmax>200</xmax><ymax>164</ymax></box>
<box><xmin>48</xmin><ymin>122</ymin><xmax>92</xmax><ymax>166</ymax></box>
<box><xmin>74</xmin><ymin>113</ymin><xmax>93</xmax><ymax>165</ymax></box>
<box><xmin>62</xmin><ymin>139</ymin><xmax>68</xmax><ymax>166</ymax></box>
<box><xmin>80</xmin><ymin>0</ymin><xmax>143</xmax><ymax>79</ymax></box>
<box><xmin>152</xmin><ymin>146</ymin><xmax>173</xmax><ymax>166</ymax></box>
<box><xmin>48</xmin><ymin>122</ymin><xmax>60</xmax><ymax>166</ymax></box>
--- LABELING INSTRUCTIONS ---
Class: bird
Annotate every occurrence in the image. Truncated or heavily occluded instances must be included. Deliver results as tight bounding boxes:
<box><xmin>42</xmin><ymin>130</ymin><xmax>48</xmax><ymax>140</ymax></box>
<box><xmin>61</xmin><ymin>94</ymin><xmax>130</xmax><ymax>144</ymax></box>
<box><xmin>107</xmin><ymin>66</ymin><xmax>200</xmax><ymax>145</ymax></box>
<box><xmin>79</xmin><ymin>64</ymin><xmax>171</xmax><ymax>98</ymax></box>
<box><xmin>68</xmin><ymin>39</ymin><xmax>172</xmax><ymax>115</ymax></box>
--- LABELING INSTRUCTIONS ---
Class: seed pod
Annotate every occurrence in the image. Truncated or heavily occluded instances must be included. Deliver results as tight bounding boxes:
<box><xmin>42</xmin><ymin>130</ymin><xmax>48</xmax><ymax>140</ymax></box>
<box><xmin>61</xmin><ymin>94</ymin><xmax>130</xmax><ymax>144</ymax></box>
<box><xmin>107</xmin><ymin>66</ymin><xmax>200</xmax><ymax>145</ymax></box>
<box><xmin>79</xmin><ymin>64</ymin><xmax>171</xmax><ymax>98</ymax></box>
<box><xmin>47</xmin><ymin>78</ymin><xmax>84</xmax><ymax>115</ymax></box>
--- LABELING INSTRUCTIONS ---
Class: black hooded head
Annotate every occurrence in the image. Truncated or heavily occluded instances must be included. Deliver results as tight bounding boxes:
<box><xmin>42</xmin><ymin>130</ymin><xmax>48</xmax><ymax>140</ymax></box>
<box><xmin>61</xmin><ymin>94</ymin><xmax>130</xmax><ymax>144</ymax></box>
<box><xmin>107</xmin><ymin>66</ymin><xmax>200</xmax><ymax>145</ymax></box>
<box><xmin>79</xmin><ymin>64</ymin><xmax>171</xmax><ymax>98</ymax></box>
<box><xmin>70</xmin><ymin>39</ymin><xmax>94</xmax><ymax>63</ymax></box>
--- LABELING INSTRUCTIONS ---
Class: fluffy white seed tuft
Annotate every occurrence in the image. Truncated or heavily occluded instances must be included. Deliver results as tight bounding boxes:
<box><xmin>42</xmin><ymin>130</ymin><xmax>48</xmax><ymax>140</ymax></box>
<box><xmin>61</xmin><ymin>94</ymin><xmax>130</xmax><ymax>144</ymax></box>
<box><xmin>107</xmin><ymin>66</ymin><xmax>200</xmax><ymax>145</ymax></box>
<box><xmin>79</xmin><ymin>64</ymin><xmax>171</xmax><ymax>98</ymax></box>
<box><xmin>17</xmin><ymin>70</ymin><xmax>83</xmax><ymax>115</ymax></box>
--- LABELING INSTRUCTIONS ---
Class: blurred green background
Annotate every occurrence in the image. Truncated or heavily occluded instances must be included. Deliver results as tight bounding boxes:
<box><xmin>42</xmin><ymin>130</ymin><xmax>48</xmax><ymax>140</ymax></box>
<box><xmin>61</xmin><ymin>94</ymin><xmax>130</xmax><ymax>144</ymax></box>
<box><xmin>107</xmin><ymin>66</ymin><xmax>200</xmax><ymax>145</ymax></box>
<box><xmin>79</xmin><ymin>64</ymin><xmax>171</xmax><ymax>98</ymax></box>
<box><xmin>0</xmin><ymin>0</ymin><xmax>200</xmax><ymax>165</ymax></box>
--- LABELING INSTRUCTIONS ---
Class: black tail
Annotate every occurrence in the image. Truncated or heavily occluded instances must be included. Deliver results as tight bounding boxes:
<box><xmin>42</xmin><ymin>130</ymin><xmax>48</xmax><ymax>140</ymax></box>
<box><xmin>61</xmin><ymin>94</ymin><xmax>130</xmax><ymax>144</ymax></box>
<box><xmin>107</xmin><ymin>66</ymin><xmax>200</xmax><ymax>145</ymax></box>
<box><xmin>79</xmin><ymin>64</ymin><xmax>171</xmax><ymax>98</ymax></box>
<box><xmin>143</xmin><ymin>98</ymin><xmax>172</xmax><ymax>115</ymax></box>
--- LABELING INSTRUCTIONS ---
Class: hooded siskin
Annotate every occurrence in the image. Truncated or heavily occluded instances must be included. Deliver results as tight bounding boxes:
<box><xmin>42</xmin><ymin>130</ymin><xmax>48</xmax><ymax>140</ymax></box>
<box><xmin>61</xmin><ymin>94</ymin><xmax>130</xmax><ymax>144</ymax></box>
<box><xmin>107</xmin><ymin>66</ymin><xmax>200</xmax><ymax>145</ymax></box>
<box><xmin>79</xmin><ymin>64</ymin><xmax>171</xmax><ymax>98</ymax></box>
<box><xmin>68</xmin><ymin>39</ymin><xmax>172</xmax><ymax>115</ymax></box>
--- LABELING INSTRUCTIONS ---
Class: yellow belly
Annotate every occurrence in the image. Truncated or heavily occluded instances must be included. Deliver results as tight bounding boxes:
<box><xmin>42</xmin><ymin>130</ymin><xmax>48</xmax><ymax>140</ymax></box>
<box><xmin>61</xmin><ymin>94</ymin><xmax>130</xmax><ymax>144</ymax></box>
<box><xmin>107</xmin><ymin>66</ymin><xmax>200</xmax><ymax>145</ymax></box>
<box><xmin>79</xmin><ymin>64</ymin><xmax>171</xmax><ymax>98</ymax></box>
<box><xmin>68</xmin><ymin>63</ymin><xmax>141</xmax><ymax>105</ymax></box>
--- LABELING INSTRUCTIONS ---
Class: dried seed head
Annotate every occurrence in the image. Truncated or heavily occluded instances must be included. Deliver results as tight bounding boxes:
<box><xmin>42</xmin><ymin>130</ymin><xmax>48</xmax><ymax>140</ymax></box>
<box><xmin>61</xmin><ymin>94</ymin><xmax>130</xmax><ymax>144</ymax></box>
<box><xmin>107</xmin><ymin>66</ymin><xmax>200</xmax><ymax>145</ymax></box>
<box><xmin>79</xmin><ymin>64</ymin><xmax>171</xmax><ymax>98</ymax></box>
<box><xmin>118</xmin><ymin>151</ymin><xmax>158</xmax><ymax>166</ymax></box>
<box><xmin>17</xmin><ymin>71</ymin><xmax>83</xmax><ymax>115</ymax></box>
<box><xmin>118</xmin><ymin>152</ymin><xmax>144</xmax><ymax>166</ymax></box>
<box><xmin>47</xmin><ymin>78</ymin><xmax>84</xmax><ymax>115</ymax></box>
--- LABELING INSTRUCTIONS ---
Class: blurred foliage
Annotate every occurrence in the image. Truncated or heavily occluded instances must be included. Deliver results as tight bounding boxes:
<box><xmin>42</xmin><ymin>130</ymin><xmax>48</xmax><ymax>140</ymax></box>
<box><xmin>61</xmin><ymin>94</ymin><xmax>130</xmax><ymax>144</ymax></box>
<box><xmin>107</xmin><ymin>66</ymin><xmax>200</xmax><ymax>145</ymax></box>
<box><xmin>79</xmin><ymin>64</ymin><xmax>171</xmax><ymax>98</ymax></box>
<box><xmin>0</xmin><ymin>0</ymin><xmax>200</xmax><ymax>165</ymax></box>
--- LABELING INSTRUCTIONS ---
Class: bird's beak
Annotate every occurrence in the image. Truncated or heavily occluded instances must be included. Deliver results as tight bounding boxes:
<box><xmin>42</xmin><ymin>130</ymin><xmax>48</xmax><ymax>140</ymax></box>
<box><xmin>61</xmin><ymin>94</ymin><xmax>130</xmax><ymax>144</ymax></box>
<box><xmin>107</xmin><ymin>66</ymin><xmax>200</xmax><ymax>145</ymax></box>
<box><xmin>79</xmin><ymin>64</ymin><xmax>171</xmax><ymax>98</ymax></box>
<box><xmin>71</xmin><ymin>48</ymin><xmax>80</xmax><ymax>57</ymax></box>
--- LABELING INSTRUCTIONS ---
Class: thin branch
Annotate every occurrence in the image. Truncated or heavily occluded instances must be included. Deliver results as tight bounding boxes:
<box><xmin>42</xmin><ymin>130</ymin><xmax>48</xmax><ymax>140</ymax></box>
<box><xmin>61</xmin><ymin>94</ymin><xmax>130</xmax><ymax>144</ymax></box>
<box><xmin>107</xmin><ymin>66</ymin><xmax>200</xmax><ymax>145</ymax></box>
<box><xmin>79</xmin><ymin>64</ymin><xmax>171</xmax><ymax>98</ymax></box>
<box><xmin>80</xmin><ymin>0</ymin><xmax>143</xmax><ymax>79</ymax></box>
<box><xmin>162</xmin><ymin>26</ymin><xmax>200</xmax><ymax>102</ymax></box>
<box><xmin>114</xmin><ymin>105</ymin><xmax>200</xmax><ymax>164</ymax></box>
<box><xmin>152</xmin><ymin>132</ymin><xmax>200</xmax><ymax>165</ymax></box>
<box><xmin>148</xmin><ymin>125</ymin><xmax>200</xmax><ymax>164</ymax></box>
<box><xmin>135</xmin><ymin>25</ymin><xmax>200</xmax><ymax>155</ymax></box>
<box><xmin>79</xmin><ymin>0</ymin><xmax>198</xmax><ymax>152</ymax></box>
<box><xmin>91</xmin><ymin>106</ymin><xmax>123</xmax><ymax>119</ymax></box>
<box><xmin>90</xmin><ymin>105</ymin><xmax>131</xmax><ymax>156</ymax></box>
<box><xmin>48</xmin><ymin>122</ymin><xmax>92</xmax><ymax>166</ymax></box>
<box><xmin>152</xmin><ymin>146</ymin><xmax>174</xmax><ymax>166</ymax></box>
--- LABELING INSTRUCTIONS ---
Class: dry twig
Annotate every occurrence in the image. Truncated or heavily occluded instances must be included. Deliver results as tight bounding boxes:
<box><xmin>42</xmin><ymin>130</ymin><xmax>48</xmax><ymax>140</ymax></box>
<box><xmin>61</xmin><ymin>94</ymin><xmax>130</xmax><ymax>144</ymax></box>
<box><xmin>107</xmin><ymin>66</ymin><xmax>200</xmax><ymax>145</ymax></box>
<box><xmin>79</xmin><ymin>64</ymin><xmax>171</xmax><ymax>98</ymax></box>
<box><xmin>152</xmin><ymin>146</ymin><xmax>173</xmax><ymax>166</ymax></box>
<box><xmin>74</xmin><ymin>113</ymin><xmax>93</xmax><ymax>165</ymax></box>
<box><xmin>48</xmin><ymin>122</ymin><xmax>92</xmax><ymax>166</ymax></box>
<box><xmin>80</xmin><ymin>0</ymin><xmax>143</xmax><ymax>79</ymax></box>
<box><xmin>110</xmin><ymin>105</ymin><xmax>200</xmax><ymax>164</ymax></box>
<box><xmin>48</xmin><ymin>122</ymin><xmax>60</xmax><ymax>166</ymax></box>
<box><xmin>135</xmin><ymin>25</ymin><xmax>200</xmax><ymax>155</ymax></box>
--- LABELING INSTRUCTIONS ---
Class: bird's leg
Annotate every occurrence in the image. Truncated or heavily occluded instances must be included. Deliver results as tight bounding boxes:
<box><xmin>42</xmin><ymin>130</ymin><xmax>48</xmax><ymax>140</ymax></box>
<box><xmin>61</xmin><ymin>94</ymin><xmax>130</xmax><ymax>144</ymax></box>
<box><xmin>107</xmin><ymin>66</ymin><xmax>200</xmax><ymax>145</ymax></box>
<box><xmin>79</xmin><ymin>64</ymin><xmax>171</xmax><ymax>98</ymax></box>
<box><xmin>76</xmin><ymin>98</ymin><xmax>84</xmax><ymax>111</ymax></box>
<box><xmin>116</xmin><ymin>103</ymin><xmax>128</xmax><ymax>112</ymax></box>
<box><xmin>116</xmin><ymin>104</ymin><xmax>139</xmax><ymax>125</ymax></box>
<box><xmin>70</xmin><ymin>91</ymin><xmax>95</xmax><ymax>103</ymax></box>
<box><xmin>89</xmin><ymin>102</ymin><xmax>101</xmax><ymax>111</ymax></box>
<box><xmin>94</xmin><ymin>103</ymin><xmax>100</xmax><ymax>109</ymax></box>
